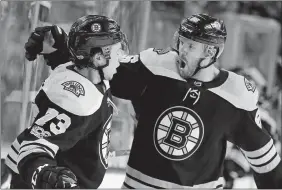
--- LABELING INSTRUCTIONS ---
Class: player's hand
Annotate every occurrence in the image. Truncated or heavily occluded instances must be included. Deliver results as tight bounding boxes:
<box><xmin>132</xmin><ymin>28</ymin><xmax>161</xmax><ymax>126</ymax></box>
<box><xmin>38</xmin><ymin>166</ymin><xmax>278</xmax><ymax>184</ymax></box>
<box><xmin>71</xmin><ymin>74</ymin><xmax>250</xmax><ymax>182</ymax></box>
<box><xmin>31</xmin><ymin>164</ymin><xmax>80</xmax><ymax>189</ymax></box>
<box><xmin>25</xmin><ymin>25</ymin><xmax>68</xmax><ymax>61</ymax></box>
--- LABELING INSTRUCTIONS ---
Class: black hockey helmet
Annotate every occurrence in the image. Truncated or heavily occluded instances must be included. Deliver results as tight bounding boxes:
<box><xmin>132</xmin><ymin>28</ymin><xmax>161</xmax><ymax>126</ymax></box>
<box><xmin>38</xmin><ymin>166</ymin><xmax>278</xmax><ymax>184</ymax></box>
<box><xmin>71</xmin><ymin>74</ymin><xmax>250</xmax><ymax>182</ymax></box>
<box><xmin>68</xmin><ymin>15</ymin><xmax>128</xmax><ymax>68</ymax></box>
<box><xmin>172</xmin><ymin>13</ymin><xmax>227</xmax><ymax>61</ymax></box>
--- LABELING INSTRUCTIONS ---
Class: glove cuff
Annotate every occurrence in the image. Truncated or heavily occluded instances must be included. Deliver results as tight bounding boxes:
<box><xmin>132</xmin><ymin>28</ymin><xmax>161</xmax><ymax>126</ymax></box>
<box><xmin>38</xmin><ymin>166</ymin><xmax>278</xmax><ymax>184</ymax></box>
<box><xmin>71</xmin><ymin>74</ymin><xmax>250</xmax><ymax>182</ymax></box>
<box><xmin>50</xmin><ymin>25</ymin><xmax>68</xmax><ymax>50</ymax></box>
<box><xmin>31</xmin><ymin>164</ymin><xmax>50</xmax><ymax>189</ymax></box>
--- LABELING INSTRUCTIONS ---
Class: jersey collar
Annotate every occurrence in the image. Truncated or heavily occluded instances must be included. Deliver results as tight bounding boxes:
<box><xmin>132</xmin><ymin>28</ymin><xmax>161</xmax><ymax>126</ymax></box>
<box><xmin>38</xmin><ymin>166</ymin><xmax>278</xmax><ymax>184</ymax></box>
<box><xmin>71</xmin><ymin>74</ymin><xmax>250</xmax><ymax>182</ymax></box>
<box><xmin>185</xmin><ymin>69</ymin><xmax>229</xmax><ymax>89</ymax></box>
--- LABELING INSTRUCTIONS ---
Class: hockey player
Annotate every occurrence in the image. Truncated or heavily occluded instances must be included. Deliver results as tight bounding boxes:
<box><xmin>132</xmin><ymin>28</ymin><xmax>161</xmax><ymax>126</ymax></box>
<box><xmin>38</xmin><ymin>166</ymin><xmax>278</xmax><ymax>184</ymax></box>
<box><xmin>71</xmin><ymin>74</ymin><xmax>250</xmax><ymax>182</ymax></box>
<box><xmin>22</xmin><ymin>14</ymin><xmax>282</xmax><ymax>188</ymax></box>
<box><xmin>4</xmin><ymin>15</ymin><xmax>128</xmax><ymax>189</ymax></box>
<box><xmin>112</xmin><ymin>14</ymin><xmax>282</xmax><ymax>189</ymax></box>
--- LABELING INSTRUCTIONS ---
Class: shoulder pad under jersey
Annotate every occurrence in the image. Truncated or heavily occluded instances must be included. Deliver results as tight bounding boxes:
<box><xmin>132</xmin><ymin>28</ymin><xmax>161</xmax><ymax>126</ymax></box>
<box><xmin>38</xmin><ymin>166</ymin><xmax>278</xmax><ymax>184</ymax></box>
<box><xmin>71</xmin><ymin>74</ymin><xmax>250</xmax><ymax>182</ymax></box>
<box><xmin>208</xmin><ymin>70</ymin><xmax>259</xmax><ymax>111</ymax></box>
<box><xmin>42</xmin><ymin>62</ymin><xmax>104</xmax><ymax>116</ymax></box>
<box><xmin>140</xmin><ymin>48</ymin><xmax>185</xmax><ymax>81</ymax></box>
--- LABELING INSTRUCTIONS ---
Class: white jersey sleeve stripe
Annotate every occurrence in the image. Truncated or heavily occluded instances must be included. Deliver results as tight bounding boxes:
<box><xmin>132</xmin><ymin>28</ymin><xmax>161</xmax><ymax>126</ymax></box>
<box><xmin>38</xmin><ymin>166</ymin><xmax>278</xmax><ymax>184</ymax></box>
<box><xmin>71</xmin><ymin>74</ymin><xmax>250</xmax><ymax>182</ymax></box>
<box><xmin>7</xmin><ymin>146</ymin><xmax>19</xmax><ymax>162</ymax></box>
<box><xmin>20</xmin><ymin>139</ymin><xmax>59</xmax><ymax>156</ymax></box>
<box><xmin>245</xmin><ymin>145</ymin><xmax>277</xmax><ymax>166</ymax></box>
<box><xmin>18</xmin><ymin>149</ymin><xmax>49</xmax><ymax>164</ymax></box>
<box><xmin>124</xmin><ymin>176</ymin><xmax>154</xmax><ymax>188</ymax></box>
<box><xmin>4</xmin><ymin>139</ymin><xmax>21</xmax><ymax>174</ymax></box>
<box><xmin>126</xmin><ymin>165</ymin><xmax>224</xmax><ymax>188</ymax></box>
<box><xmin>126</xmin><ymin>165</ymin><xmax>179</xmax><ymax>188</ymax></box>
<box><xmin>18</xmin><ymin>139</ymin><xmax>59</xmax><ymax>163</ymax></box>
<box><xmin>5</xmin><ymin>155</ymin><xmax>19</xmax><ymax>173</ymax></box>
<box><xmin>240</xmin><ymin>139</ymin><xmax>273</xmax><ymax>158</ymax></box>
<box><xmin>250</xmin><ymin>153</ymin><xmax>281</xmax><ymax>173</ymax></box>
<box><xmin>19</xmin><ymin>144</ymin><xmax>55</xmax><ymax>160</ymax></box>
<box><xmin>12</xmin><ymin>139</ymin><xmax>21</xmax><ymax>151</ymax></box>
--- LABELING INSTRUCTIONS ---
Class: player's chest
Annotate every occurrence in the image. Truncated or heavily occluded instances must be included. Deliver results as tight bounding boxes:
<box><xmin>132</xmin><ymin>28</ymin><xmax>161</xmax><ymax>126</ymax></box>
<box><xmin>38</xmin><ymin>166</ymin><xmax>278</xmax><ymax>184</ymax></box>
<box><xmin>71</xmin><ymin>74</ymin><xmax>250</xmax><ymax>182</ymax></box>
<box><xmin>142</xmin><ymin>79</ymin><xmax>238</xmax><ymax>136</ymax></box>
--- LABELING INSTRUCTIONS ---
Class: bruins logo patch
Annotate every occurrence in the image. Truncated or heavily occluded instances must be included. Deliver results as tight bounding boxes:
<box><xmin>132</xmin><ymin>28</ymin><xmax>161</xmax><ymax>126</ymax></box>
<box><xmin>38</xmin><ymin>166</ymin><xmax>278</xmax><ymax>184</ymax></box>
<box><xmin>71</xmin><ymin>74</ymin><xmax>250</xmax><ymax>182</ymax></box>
<box><xmin>153</xmin><ymin>48</ymin><xmax>170</xmax><ymax>55</ymax></box>
<box><xmin>244</xmin><ymin>78</ymin><xmax>256</xmax><ymax>93</ymax></box>
<box><xmin>91</xmin><ymin>23</ymin><xmax>102</xmax><ymax>32</ymax></box>
<box><xmin>153</xmin><ymin>106</ymin><xmax>204</xmax><ymax>161</ymax></box>
<box><xmin>61</xmin><ymin>81</ymin><xmax>85</xmax><ymax>97</ymax></box>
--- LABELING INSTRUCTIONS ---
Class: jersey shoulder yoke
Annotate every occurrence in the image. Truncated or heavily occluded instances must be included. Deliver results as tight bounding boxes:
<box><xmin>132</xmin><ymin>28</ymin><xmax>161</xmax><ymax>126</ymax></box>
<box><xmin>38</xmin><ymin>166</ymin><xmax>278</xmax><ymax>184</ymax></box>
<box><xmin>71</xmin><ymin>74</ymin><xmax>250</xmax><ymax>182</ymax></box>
<box><xmin>140</xmin><ymin>48</ymin><xmax>185</xmax><ymax>81</ymax></box>
<box><xmin>42</xmin><ymin>62</ymin><xmax>104</xmax><ymax>116</ymax></box>
<box><xmin>208</xmin><ymin>70</ymin><xmax>259</xmax><ymax>111</ymax></box>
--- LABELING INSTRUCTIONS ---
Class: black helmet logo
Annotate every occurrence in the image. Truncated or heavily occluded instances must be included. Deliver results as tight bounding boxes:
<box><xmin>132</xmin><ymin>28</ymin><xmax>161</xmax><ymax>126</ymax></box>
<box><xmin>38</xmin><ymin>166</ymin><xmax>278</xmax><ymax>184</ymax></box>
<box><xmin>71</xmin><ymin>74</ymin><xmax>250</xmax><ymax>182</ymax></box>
<box><xmin>91</xmin><ymin>23</ymin><xmax>102</xmax><ymax>32</ymax></box>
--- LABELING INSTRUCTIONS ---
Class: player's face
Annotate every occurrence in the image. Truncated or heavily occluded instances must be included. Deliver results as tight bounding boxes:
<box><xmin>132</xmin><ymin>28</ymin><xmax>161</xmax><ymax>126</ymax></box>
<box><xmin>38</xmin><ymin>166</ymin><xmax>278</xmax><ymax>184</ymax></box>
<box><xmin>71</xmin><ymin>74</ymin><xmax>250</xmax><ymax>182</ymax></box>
<box><xmin>178</xmin><ymin>36</ymin><xmax>206</xmax><ymax>78</ymax></box>
<box><xmin>102</xmin><ymin>42</ymin><xmax>124</xmax><ymax>80</ymax></box>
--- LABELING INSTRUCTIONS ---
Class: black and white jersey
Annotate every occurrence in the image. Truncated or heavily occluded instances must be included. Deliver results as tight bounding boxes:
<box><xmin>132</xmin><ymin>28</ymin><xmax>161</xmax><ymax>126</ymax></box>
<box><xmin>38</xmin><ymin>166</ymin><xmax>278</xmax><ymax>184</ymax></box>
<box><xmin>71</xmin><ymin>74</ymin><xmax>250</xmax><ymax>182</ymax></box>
<box><xmin>5</xmin><ymin>62</ymin><xmax>113</xmax><ymax>188</ymax></box>
<box><xmin>110</xmin><ymin>48</ymin><xmax>282</xmax><ymax>189</ymax></box>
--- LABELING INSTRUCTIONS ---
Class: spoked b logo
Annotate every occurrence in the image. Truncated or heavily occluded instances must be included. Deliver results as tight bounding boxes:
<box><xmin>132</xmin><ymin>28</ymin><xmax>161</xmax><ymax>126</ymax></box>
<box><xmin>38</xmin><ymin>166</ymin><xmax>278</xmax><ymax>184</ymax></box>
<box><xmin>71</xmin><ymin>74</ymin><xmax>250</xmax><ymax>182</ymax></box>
<box><xmin>99</xmin><ymin>116</ymin><xmax>112</xmax><ymax>169</ymax></box>
<box><xmin>153</xmin><ymin>106</ymin><xmax>204</xmax><ymax>161</ymax></box>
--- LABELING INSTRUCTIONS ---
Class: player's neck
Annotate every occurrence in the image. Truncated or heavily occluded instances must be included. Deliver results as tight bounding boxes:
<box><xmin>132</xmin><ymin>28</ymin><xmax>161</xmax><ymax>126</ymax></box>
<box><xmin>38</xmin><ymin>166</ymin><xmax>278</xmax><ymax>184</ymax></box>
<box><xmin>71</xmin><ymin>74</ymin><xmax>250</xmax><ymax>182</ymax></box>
<box><xmin>74</xmin><ymin>67</ymin><xmax>102</xmax><ymax>84</ymax></box>
<box><xmin>191</xmin><ymin>64</ymin><xmax>220</xmax><ymax>82</ymax></box>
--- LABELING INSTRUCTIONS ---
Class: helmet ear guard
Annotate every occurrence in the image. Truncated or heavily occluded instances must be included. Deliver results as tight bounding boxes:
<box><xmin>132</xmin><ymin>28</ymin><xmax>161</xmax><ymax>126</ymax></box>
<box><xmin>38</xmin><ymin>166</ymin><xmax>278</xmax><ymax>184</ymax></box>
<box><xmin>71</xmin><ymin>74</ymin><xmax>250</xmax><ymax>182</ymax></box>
<box><xmin>205</xmin><ymin>45</ymin><xmax>219</xmax><ymax>58</ymax></box>
<box><xmin>171</xmin><ymin>31</ymin><xmax>180</xmax><ymax>52</ymax></box>
<box><xmin>120</xmin><ymin>32</ymin><xmax>129</xmax><ymax>54</ymax></box>
<box><xmin>215</xmin><ymin>44</ymin><xmax>224</xmax><ymax>59</ymax></box>
<box><xmin>101</xmin><ymin>45</ymin><xmax>112</xmax><ymax>59</ymax></box>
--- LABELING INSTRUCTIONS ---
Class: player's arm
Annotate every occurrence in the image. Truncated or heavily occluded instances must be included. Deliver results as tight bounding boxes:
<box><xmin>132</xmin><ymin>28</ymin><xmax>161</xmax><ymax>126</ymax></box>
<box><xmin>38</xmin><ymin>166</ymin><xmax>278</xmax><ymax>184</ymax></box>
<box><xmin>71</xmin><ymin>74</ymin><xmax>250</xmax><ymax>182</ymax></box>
<box><xmin>17</xmin><ymin>83</ymin><xmax>101</xmax><ymax>189</ymax></box>
<box><xmin>227</xmin><ymin>90</ymin><xmax>282</xmax><ymax>188</ymax></box>
<box><xmin>110</xmin><ymin>53</ymin><xmax>153</xmax><ymax>100</ymax></box>
<box><xmin>110</xmin><ymin>48</ymin><xmax>182</xmax><ymax>100</ymax></box>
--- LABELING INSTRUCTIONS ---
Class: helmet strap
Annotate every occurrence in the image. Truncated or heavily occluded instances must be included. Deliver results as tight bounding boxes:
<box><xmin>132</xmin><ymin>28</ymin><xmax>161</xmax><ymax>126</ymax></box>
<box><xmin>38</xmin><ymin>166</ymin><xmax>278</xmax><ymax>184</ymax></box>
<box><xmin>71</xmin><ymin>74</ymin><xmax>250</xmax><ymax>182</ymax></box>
<box><xmin>69</xmin><ymin>46</ymin><xmax>90</xmax><ymax>70</ymax></box>
<box><xmin>98</xmin><ymin>68</ymin><xmax>105</xmax><ymax>81</ymax></box>
<box><xmin>191</xmin><ymin>57</ymin><xmax>217</xmax><ymax>77</ymax></box>
<box><xmin>191</xmin><ymin>45</ymin><xmax>219</xmax><ymax>77</ymax></box>
<box><xmin>95</xmin><ymin>59</ymin><xmax>109</xmax><ymax>69</ymax></box>
<box><xmin>191</xmin><ymin>58</ymin><xmax>205</xmax><ymax>77</ymax></box>
<box><xmin>87</xmin><ymin>59</ymin><xmax>109</xmax><ymax>70</ymax></box>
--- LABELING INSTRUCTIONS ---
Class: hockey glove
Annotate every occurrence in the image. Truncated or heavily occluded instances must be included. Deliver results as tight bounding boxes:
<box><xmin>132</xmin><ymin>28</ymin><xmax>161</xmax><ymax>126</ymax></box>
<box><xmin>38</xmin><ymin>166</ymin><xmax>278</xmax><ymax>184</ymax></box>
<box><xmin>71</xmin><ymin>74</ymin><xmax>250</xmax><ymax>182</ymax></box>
<box><xmin>31</xmin><ymin>164</ymin><xmax>79</xmax><ymax>189</ymax></box>
<box><xmin>24</xmin><ymin>25</ymin><xmax>68</xmax><ymax>61</ymax></box>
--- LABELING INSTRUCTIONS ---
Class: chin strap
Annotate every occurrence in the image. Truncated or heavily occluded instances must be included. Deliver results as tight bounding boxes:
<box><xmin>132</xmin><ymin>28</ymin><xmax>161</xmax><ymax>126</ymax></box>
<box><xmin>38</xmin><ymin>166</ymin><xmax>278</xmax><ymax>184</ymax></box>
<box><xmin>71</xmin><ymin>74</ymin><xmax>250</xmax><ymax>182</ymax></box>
<box><xmin>98</xmin><ymin>68</ymin><xmax>105</xmax><ymax>81</ymax></box>
<box><xmin>190</xmin><ymin>57</ymin><xmax>217</xmax><ymax>77</ymax></box>
<box><xmin>190</xmin><ymin>58</ymin><xmax>205</xmax><ymax>77</ymax></box>
<box><xmin>91</xmin><ymin>59</ymin><xmax>109</xmax><ymax>81</ymax></box>
<box><xmin>179</xmin><ymin>45</ymin><xmax>219</xmax><ymax>78</ymax></box>
<box><xmin>87</xmin><ymin>59</ymin><xmax>109</xmax><ymax>70</ymax></box>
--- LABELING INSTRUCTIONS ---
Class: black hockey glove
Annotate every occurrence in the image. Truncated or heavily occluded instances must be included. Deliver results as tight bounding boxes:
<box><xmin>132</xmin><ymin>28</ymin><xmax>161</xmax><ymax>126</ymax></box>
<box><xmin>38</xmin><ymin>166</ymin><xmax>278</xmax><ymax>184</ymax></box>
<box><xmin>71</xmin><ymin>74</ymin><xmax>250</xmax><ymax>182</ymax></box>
<box><xmin>25</xmin><ymin>25</ymin><xmax>70</xmax><ymax>69</ymax></box>
<box><xmin>25</xmin><ymin>26</ymin><xmax>52</xmax><ymax>61</ymax></box>
<box><xmin>31</xmin><ymin>164</ymin><xmax>79</xmax><ymax>189</ymax></box>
